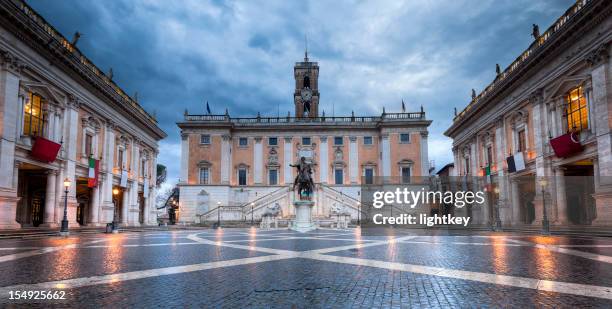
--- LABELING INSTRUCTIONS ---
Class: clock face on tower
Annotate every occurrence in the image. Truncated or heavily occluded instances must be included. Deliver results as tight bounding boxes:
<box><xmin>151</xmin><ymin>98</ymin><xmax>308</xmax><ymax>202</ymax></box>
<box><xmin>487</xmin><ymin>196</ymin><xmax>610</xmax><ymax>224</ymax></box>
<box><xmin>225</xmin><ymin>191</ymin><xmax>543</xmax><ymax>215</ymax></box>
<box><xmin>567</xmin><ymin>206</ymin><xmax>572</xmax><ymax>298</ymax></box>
<box><xmin>301</xmin><ymin>88</ymin><xmax>312</xmax><ymax>102</ymax></box>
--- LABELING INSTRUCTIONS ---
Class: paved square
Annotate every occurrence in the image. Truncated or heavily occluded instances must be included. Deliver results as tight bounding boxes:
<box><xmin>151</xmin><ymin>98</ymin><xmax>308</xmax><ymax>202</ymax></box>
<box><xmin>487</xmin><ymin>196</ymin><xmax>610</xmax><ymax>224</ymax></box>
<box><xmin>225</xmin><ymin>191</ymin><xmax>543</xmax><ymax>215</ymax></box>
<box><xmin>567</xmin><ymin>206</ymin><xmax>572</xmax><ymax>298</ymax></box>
<box><xmin>0</xmin><ymin>228</ymin><xmax>611</xmax><ymax>308</ymax></box>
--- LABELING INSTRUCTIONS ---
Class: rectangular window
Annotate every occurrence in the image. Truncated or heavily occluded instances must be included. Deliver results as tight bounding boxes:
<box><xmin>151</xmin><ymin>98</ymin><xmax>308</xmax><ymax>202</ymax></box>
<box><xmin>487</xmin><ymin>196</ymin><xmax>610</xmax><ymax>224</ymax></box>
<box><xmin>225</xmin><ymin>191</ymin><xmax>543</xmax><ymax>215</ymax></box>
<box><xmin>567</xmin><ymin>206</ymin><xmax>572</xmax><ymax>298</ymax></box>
<box><xmin>238</xmin><ymin>169</ymin><xmax>247</xmax><ymax>186</ymax></box>
<box><xmin>117</xmin><ymin>149</ymin><xmax>124</xmax><ymax>169</ymax></box>
<box><xmin>269</xmin><ymin>169</ymin><xmax>278</xmax><ymax>185</ymax></box>
<box><xmin>239</xmin><ymin>137</ymin><xmax>248</xmax><ymax>146</ymax></box>
<box><xmin>199</xmin><ymin>168</ymin><xmax>209</xmax><ymax>184</ymax></box>
<box><xmin>486</xmin><ymin>146</ymin><xmax>493</xmax><ymax>166</ymax></box>
<box><xmin>302</xmin><ymin>137</ymin><xmax>311</xmax><ymax>145</ymax></box>
<box><xmin>517</xmin><ymin>129</ymin><xmax>526</xmax><ymax>152</ymax></box>
<box><xmin>565</xmin><ymin>86</ymin><xmax>588</xmax><ymax>132</ymax></box>
<box><xmin>364</xmin><ymin>168</ymin><xmax>374</xmax><ymax>184</ymax></box>
<box><xmin>363</xmin><ymin>136</ymin><xmax>373</xmax><ymax>145</ymax></box>
<box><xmin>268</xmin><ymin>137</ymin><xmax>278</xmax><ymax>146</ymax></box>
<box><xmin>200</xmin><ymin>134</ymin><xmax>211</xmax><ymax>144</ymax></box>
<box><xmin>334</xmin><ymin>136</ymin><xmax>343</xmax><ymax>145</ymax></box>
<box><xmin>401</xmin><ymin>167</ymin><xmax>411</xmax><ymax>184</ymax></box>
<box><xmin>464</xmin><ymin>158</ymin><xmax>470</xmax><ymax>175</ymax></box>
<box><xmin>23</xmin><ymin>92</ymin><xmax>46</xmax><ymax>137</ymax></box>
<box><xmin>85</xmin><ymin>134</ymin><xmax>93</xmax><ymax>157</ymax></box>
<box><xmin>335</xmin><ymin>169</ymin><xmax>343</xmax><ymax>185</ymax></box>
<box><xmin>400</xmin><ymin>133</ymin><xmax>410</xmax><ymax>143</ymax></box>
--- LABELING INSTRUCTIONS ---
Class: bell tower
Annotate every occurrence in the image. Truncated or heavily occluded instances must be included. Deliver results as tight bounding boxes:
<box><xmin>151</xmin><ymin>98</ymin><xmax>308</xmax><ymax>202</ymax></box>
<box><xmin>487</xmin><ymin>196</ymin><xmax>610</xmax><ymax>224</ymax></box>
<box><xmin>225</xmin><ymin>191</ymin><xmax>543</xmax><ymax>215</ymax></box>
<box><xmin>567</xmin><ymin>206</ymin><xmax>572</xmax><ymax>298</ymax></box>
<box><xmin>294</xmin><ymin>50</ymin><xmax>319</xmax><ymax>117</ymax></box>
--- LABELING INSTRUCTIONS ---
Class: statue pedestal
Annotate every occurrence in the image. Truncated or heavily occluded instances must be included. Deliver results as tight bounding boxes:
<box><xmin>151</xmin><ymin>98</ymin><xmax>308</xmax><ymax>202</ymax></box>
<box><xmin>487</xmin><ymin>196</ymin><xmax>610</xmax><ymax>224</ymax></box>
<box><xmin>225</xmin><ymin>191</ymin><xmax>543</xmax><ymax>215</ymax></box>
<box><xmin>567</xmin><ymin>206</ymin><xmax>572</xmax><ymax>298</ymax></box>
<box><xmin>290</xmin><ymin>200</ymin><xmax>316</xmax><ymax>233</ymax></box>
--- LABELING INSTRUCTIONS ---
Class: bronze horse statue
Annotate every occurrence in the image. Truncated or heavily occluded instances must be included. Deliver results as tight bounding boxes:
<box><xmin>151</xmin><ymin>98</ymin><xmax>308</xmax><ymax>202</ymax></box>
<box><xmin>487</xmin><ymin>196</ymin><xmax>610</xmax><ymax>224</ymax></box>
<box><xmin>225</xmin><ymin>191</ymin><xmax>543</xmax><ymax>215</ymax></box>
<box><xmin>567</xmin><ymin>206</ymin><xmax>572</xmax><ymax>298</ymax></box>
<box><xmin>291</xmin><ymin>157</ymin><xmax>314</xmax><ymax>200</ymax></box>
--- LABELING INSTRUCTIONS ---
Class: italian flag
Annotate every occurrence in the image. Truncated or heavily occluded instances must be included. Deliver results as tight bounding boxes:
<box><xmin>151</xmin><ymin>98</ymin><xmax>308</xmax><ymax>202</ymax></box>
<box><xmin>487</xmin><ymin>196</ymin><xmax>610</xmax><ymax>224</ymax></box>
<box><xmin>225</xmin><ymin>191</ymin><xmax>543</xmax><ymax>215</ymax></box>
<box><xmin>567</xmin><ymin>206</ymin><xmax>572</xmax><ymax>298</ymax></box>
<box><xmin>87</xmin><ymin>158</ymin><xmax>100</xmax><ymax>188</ymax></box>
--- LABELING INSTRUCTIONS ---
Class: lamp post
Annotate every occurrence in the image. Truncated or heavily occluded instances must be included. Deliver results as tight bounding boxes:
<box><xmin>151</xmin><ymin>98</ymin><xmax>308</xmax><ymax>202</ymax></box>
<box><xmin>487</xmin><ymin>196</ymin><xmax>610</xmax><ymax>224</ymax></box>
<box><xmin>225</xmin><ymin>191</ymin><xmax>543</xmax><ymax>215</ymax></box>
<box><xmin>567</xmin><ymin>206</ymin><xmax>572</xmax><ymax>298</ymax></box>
<box><xmin>59</xmin><ymin>178</ymin><xmax>71</xmax><ymax>236</ymax></box>
<box><xmin>540</xmin><ymin>179</ymin><xmax>550</xmax><ymax>235</ymax></box>
<box><xmin>251</xmin><ymin>202</ymin><xmax>254</xmax><ymax>225</ymax></box>
<box><xmin>216</xmin><ymin>201</ymin><xmax>221</xmax><ymax>228</ymax></box>
<box><xmin>494</xmin><ymin>186</ymin><xmax>502</xmax><ymax>231</ymax></box>
<box><xmin>112</xmin><ymin>188</ymin><xmax>119</xmax><ymax>233</ymax></box>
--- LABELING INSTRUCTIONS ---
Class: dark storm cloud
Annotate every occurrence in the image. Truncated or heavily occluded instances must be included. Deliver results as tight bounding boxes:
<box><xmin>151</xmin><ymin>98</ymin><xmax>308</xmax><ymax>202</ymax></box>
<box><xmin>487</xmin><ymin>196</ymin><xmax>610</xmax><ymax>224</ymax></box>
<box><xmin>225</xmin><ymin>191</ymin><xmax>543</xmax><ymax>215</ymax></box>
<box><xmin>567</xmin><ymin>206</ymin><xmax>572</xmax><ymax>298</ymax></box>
<box><xmin>27</xmin><ymin>0</ymin><xmax>575</xmax><ymax>187</ymax></box>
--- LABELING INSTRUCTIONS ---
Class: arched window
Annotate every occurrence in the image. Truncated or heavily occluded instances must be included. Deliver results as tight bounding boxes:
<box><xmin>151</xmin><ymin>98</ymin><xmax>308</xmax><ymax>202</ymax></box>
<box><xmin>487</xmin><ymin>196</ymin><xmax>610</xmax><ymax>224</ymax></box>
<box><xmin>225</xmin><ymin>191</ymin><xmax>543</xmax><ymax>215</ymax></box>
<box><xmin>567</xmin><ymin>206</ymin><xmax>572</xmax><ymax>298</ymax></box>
<box><xmin>303</xmin><ymin>75</ymin><xmax>310</xmax><ymax>88</ymax></box>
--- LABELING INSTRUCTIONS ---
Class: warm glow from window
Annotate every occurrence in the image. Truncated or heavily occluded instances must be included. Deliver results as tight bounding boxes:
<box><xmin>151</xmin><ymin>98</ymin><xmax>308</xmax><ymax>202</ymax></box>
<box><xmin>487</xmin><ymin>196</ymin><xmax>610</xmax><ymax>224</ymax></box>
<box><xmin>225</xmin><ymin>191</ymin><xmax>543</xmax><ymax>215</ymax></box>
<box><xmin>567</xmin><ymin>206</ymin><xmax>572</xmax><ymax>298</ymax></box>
<box><xmin>565</xmin><ymin>87</ymin><xmax>588</xmax><ymax>132</ymax></box>
<box><xmin>23</xmin><ymin>92</ymin><xmax>46</xmax><ymax>137</ymax></box>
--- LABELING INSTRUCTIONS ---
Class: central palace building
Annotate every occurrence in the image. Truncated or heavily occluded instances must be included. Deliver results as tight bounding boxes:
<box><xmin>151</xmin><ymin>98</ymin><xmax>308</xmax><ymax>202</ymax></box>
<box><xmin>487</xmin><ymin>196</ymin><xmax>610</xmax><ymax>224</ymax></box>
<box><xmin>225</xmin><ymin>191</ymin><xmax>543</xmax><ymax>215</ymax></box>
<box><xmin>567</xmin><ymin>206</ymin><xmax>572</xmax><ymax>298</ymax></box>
<box><xmin>177</xmin><ymin>53</ymin><xmax>432</xmax><ymax>224</ymax></box>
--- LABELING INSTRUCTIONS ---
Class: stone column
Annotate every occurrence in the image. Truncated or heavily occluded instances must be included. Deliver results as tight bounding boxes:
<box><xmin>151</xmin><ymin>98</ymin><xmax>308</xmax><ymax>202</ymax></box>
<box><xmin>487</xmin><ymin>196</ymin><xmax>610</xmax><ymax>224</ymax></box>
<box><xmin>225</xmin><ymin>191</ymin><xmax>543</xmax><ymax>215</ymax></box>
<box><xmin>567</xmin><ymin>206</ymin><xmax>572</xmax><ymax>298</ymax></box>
<box><xmin>129</xmin><ymin>139</ymin><xmax>140</xmax><ymax>225</ymax></box>
<box><xmin>494</xmin><ymin>120</ymin><xmax>509</xmax><ymax>224</ymax></box>
<box><xmin>554</xmin><ymin>167</ymin><xmax>567</xmax><ymax>225</ymax></box>
<box><xmin>420</xmin><ymin>132</ymin><xmax>429</xmax><ymax>176</ymax></box>
<box><xmin>41</xmin><ymin>170</ymin><xmax>57</xmax><ymax>227</ymax></box>
<box><xmin>587</xmin><ymin>45</ymin><xmax>612</xmax><ymax>224</ymax></box>
<box><xmin>284</xmin><ymin>137</ymin><xmax>293</xmax><ymax>184</ymax></box>
<box><xmin>122</xmin><ymin>187</ymin><xmax>129</xmax><ymax>224</ymax></box>
<box><xmin>101</xmin><ymin>122</ymin><xmax>115</xmax><ymax>222</ymax></box>
<box><xmin>254</xmin><ymin>137</ymin><xmax>263</xmax><ymax>184</ymax></box>
<box><xmin>511</xmin><ymin>179</ymin><xmax>521</xmax><ymax>225</ymax></box>
<box><xmin>221</xmin><ymin>135</ymin><xmax>230</xmax><ymax>184</ymax></box>
<box><xmin>319</xmin><ymin>136</ymin><xmax>328</xmax><ymax>184</ymax></box>
<box><xmin>180</xmin><ymin>133</ymin><xmax>189</xmax><ymax>184</ymax></box>
<box><xmin>64</xmin><ymin>96</ymin><xmax>79</xmax><ymax>225</ymax></box>
<box><xmin>349</xmin><ymin>136</ymin><xmax>358</xmax><ymax>184</ymax></box>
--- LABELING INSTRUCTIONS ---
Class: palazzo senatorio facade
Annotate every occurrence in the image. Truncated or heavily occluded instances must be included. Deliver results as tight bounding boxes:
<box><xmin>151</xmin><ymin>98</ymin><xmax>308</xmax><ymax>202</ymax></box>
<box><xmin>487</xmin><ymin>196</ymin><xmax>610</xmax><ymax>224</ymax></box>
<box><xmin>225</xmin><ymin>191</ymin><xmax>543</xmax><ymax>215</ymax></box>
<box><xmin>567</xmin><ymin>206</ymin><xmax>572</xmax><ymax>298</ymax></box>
<box><xmin>445</xmin><ymin>0</ymin><xmax>612</xmax><ymax>229</ymax></box>
<box><xmin>0</xmin><ymin>0</ymin><xmax>166</xmax><ymax>229</ymax></box>
<box><xmin>176</xmin><ymin>54</ymin><xmax>431</xmax><ymax>224</ymax></box>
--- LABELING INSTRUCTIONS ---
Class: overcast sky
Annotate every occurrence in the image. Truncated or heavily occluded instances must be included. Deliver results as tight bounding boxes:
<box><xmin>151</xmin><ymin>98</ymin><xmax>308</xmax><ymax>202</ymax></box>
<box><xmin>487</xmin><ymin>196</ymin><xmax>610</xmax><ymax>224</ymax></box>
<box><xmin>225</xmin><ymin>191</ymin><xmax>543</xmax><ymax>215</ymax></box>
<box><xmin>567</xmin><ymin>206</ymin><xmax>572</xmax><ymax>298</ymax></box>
<box><xmin>29</xmin><ymin>0</ymin><xmax>574</xmax><ymax>190</ymax></box>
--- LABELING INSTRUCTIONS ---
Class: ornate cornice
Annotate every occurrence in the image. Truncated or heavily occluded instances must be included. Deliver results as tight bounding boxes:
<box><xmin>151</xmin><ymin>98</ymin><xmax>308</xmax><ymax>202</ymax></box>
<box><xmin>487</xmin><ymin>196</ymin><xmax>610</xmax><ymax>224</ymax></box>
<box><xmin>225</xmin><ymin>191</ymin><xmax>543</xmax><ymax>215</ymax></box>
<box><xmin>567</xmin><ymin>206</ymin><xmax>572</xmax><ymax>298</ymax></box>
<box><xmin>585</xmin><ymin>43</ymin><xmax>609</xmax><ymax>66</ymax></box>
<box><xmin>0</xmin><ymin>49</ymin><xmax>26</xmax><ymax>74</ymax></box>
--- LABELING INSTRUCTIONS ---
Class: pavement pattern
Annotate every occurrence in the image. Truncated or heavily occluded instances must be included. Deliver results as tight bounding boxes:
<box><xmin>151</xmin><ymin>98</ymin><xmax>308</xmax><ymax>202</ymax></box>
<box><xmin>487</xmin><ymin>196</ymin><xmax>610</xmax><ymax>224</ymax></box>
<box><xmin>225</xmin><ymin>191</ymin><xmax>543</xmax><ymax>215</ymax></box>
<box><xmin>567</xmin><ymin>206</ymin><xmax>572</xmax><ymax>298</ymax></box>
<box><xmin>0</xmin><ymin>228</ymin><xmax>611</xmax><ymax>308</ymax></box>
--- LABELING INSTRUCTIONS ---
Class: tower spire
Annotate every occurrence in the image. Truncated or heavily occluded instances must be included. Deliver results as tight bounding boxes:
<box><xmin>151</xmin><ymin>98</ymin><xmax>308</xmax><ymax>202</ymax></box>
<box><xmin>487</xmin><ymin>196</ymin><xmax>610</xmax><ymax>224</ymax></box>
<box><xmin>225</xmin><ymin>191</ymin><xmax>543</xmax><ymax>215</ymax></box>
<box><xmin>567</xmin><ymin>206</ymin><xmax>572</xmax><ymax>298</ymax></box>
<box><xmin>304</xmin><ymin>34</ymin><xmax>309</xmax><ymax>62</ymax></box>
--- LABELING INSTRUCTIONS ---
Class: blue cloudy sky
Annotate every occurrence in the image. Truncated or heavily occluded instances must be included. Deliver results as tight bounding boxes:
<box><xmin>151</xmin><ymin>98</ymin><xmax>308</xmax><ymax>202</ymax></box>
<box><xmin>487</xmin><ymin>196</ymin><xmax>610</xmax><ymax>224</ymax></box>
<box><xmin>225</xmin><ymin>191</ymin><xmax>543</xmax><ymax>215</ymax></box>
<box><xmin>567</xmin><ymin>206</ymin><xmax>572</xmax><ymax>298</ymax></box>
<box><xmin>29</xmin><ymin>0</ymin><xmax>574</xmax><ymax>189</ymax></box>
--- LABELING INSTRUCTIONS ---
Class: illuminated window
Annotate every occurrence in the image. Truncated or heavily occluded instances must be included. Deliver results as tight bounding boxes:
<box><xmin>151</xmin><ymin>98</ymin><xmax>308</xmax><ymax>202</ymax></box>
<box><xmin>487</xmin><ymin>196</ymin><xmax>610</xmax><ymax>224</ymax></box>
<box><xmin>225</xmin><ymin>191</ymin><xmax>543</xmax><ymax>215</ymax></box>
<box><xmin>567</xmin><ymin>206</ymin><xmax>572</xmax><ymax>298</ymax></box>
<box><xmin>23</xmin><ymin>92</ymin><xmax>46</xmax><ymax>137</ymax></box>
<box><xmin>564</xmin><ymin>87</ymin><xmax>588</xmax><ymax>132</ymax></box>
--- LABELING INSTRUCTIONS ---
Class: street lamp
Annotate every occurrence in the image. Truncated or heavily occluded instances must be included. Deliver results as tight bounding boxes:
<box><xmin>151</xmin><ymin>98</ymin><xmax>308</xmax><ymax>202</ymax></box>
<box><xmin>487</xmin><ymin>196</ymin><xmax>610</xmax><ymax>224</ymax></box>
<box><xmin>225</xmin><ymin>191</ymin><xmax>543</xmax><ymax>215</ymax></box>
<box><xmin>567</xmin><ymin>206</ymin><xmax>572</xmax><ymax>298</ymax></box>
<box><xmin>539</xmin><ymin>178</ymin><xmax>550</xmax><ymax>235</ymax></box>
<box><xmin>112</xmin><ymin>188</ymin><xmax>120</xmax><ymax>233</ymax></box>
<box><xmin>216</xmin><ymin>201</ymin><xmax>221</xmax><ymax>228</ymax></box>
<box><xmin>493</xmin><ymin>186</ymin><xmax>502</xmax><ymax>231</ymax></box>
<box><xmin>250</xmin><ymin>202</ymin><xmax>254</xmax><ymax>225</ymax></box>
<box><xmin>60</xmin><ymin>178</ymin><xmax>71</xmax><ymax>236</ymax></box>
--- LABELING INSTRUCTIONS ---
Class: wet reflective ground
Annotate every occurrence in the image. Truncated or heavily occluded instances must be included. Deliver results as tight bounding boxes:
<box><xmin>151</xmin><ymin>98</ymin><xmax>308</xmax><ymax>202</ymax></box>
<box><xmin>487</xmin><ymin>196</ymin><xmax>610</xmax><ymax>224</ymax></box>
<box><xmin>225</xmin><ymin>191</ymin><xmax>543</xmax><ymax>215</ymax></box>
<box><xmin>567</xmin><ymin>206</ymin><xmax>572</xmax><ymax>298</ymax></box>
<box><xmin>0</xmin><ymin>228</ymin><xmax>611</xmax><ymax>308</ymax></box>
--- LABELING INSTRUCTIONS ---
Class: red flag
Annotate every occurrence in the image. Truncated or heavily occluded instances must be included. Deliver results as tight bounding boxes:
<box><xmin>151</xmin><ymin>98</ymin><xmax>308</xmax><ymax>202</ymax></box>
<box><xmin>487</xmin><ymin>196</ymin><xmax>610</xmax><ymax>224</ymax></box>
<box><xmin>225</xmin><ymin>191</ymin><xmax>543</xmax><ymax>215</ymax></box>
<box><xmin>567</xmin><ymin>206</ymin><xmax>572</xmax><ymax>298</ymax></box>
<box><xmin>30</xmin><ymin>137</ymin><xmax>61</xmax><ymax>163</ymax></box>
<box><xmin>550</xmin><ymin>132</ymin><xmax>583</xmax><ymax>158</ymax></box>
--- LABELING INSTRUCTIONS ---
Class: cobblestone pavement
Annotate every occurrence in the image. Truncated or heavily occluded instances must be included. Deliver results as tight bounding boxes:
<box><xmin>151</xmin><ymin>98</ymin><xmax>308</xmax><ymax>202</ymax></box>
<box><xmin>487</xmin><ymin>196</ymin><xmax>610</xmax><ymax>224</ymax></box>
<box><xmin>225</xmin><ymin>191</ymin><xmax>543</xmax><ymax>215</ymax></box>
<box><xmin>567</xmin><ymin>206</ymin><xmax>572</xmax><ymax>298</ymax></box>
<box><xmin>0</xmin><ymin>228</ymin><xmax>611</xmax><ymax>308</ymax></box>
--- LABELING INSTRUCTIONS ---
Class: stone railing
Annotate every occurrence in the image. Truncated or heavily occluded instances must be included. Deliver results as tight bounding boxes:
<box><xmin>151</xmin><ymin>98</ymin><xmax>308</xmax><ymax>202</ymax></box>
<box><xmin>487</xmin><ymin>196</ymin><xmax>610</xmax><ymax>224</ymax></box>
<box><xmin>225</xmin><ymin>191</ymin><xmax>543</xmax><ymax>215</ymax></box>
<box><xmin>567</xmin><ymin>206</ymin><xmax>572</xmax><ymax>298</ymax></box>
<box><xmin>2</xmin><ymin>0</ymin><xmax>157</xmax><ymax>125</ymax></box>
<box><xmin>183</xmin><ymin>112</ymin><xmax>425</xmax><ymax>124</ymax></box>
<box><xmin>453</xmin><ymin>0</ymin><xmax>592</xmax><ymax>123</ymax></box>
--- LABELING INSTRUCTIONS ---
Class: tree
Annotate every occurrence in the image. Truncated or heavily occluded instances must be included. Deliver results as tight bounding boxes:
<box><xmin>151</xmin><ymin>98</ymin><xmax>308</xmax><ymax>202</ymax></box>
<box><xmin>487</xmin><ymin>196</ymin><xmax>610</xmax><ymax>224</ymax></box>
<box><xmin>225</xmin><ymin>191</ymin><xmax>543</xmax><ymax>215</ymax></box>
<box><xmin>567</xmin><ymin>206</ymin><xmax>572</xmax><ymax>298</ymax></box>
<box><xmin>156</xmin><ymin>164</ymin><xmax>167</xmax><ymax>187</ymax></box>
